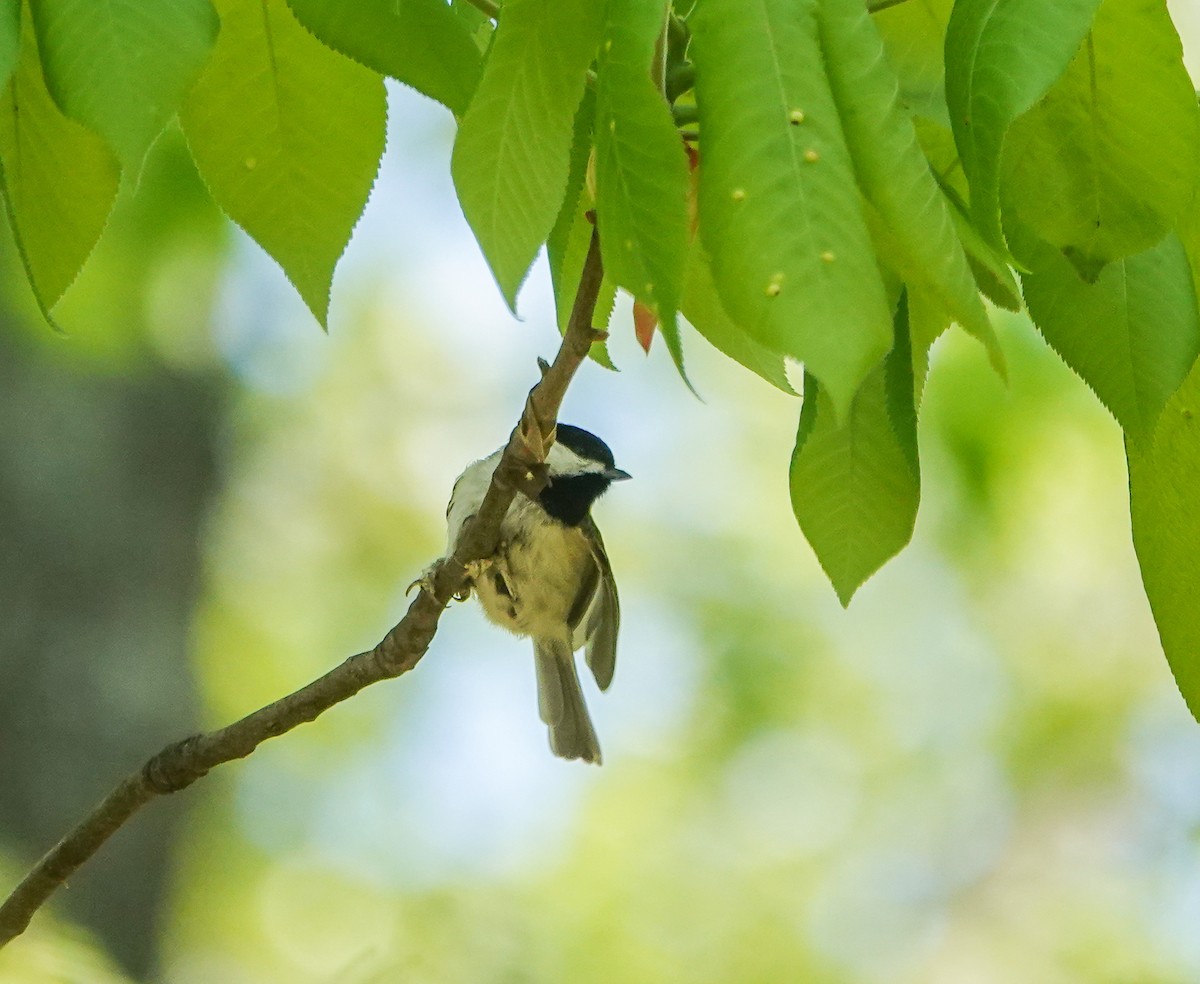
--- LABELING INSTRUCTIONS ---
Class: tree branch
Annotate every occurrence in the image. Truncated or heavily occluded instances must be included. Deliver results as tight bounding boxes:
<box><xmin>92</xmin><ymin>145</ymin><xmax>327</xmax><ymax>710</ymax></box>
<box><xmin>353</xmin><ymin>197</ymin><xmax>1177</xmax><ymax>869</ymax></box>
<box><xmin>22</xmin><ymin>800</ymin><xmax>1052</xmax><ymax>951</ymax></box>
<box><xmin>0</xmin><ymin>229</ymin><xmax>607</xmax><ymax>950</ymax></box>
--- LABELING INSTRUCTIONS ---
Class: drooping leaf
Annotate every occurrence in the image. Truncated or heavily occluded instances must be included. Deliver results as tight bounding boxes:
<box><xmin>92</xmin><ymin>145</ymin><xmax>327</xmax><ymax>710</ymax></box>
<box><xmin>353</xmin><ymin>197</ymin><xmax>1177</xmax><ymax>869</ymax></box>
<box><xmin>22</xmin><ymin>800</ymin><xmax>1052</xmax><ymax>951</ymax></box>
<box><xmin>180</xmin><ymin>0</ymin><xmax>385</xmax><ymax>327</ymax></box>
<box><xmin>29</xmin><ymin>0</ymin><xmax>218</xmax><ymax>172</ymax></box>
<box><xmin>691</xmin><ymin>0</ymin><xmax>892</xmax><ymax>418</ymax></box>
<box><xmin>679</xmin><ymin>239</ymin><xmax>795</xmax><ymax>394</ymax></box>
<box><xmin>1002</xmin><ymin>0</ymin><xmax>1200</xmax><ymax>278</ymax></box>
<box><xmin>0</xmin><ymin>18</ymin><xmax>119</xmax><ymax>317</ymax></box>
<box><xmin>451</xmin><ymin>0</ymin><xmax>602</xmax><ymax>309</ymax></box>
<box><xmin>1128</xmin><ymin>356</ymin><xmax>1200</xmax><ymax>722</ymax></box>
<box><xmin>944</xmin><ymin>0</ymin><xmax>1102</xmax><ymax>254</ymax></box>
<box><xmin>285</xmin><ymin>0</ymin><xmax>481</xmax><ymax>116</ymax></box>
<box><xmin>1020</xmin><ymin>229</ymin><xmax>1200</xmax><ymax>446</ymax></box>
<box><xmin>594</xmin><ymin>0</ymin><xmax>691</xmax><ymax>383</ymax></box>
<box><xmin>790</xmin><ymin>296</ymin><xmax>920</xmax><ymax>606</ymax></box>
<box><xmin>0</xmin><ymin>0</ymin><xmax>20</xmax><ymax>91</ymax></box>
<box><xmin>819</xmin><ymin>0</ymin><xmax>1004</xmax><ymax>378</ymax></box>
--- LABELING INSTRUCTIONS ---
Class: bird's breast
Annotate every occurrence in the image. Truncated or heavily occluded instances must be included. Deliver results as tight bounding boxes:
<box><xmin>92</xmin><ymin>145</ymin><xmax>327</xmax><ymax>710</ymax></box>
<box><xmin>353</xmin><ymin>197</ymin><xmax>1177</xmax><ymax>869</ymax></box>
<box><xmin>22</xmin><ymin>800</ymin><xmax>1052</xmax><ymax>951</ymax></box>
<box><xmin>473</xmin><ymin>498</ymin><xmax>593</xmax><ymax>644</ymax></box>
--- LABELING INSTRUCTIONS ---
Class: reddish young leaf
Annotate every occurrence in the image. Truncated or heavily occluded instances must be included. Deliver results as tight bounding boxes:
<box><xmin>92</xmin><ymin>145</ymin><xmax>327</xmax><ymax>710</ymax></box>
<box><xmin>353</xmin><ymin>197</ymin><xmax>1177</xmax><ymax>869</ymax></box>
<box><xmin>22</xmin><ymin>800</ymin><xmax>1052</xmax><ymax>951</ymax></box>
<box><xmin>633</xmin><ymin>299</ymin><xmax>659</xmax><ymax>353</ymax></box>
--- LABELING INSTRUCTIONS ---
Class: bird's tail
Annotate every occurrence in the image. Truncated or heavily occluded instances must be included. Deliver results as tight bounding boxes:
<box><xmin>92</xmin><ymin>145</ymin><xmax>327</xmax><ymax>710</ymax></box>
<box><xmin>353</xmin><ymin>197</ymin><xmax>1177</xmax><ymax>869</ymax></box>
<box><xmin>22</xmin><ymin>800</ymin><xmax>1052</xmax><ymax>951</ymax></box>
<box><xmin>534</xmin><ymin>641</ymin><xmax>602</xmax><ymax>764</ymax></box>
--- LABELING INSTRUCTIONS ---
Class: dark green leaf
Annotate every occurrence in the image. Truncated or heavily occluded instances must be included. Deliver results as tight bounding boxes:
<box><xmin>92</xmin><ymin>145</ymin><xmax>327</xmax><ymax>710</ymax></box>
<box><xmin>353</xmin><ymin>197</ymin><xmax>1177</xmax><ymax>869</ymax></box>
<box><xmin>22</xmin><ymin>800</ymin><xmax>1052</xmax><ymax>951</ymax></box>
<box><xmin>286</xmin><ymin>0</ymin><xmax>481</xmax><ymax>116</ymax></box>
<box><xmin>451</xmin><ymin>0</ymin><xmax>602</xmax><ymax>308</ymax></box>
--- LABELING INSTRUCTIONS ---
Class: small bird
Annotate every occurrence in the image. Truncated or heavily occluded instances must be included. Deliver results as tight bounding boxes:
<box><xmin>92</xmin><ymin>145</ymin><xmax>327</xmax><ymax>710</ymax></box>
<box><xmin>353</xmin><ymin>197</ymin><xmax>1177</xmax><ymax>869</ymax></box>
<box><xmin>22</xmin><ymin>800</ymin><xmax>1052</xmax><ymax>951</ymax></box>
<box><xmin>444</xmin><ymin>424</ymin><xmax>629</xmax><ymax>764</ymax></box>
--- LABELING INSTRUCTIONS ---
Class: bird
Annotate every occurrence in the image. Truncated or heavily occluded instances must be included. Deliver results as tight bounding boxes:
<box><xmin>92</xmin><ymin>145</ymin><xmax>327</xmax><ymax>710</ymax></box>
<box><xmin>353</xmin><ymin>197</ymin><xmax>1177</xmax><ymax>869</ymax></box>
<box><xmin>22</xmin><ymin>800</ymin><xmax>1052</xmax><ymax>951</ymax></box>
<box><xmin>443</xmin><ymin>424</ymin><xmax>629</xmax><ymax>764</ymax></box>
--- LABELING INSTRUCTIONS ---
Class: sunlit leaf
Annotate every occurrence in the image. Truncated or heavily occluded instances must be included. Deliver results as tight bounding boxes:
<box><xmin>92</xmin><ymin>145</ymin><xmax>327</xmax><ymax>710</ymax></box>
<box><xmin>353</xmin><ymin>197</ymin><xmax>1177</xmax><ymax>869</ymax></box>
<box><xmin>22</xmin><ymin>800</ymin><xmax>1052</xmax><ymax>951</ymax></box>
<box><xmin>1128</xmin><ymin>356</ymin><xmax>1200</xmax><ymax>722</ymax></box>
<box><xmin>451</xmin><ymin>0</ymin><xmax>602</xmax><ymax>309</ymax></box>
<box><xmin>0</xmin><ymin>20</ymin><xmax>118</xmax><ymax>317</ymax></box>
<box><xmin>944</xmin><ymin>0</ymin><xmax>1102</xmax><ymax>254</ymax></box>
<box><xmin>1003</xmin><ymin>0</ymin><xmax>1200</xmax><ymax>278</ymax></box>
<box><xmin>594</xmin><ymin>0</ymin><xmax>690</xmax><ymax>382</ymax></box>
<box><xmin>29</xmin><ymin>0</ymin><xmax>218</xmax><ymax>171</ymax></box>
<box><xmin>820</xmin><ymin>0</ymin><xmax>1003</xmax><ymax>378</ymax></box>
<box><xmin>790</xmin><ymin>296</ymin><xmax>920</xmax><ymax>605</ymax></box>
<box><xmin>691</xmin><ymin>0</ymin><xmax>892</xmax><ymax>418</ymax></box>
<box><xmin>181</xmin><ymin>0</ymin><xmax>385</xmax><ymax>327</ymax></box>
<box><xmin>285</xmin><ymin>0</ymin><xmax>481</xmax><ymax>116</ymax></box>
<box><xmin>1021</xmin><ymin>230</ymin><xmax>1200</xmax><ymax>446</ymax></box>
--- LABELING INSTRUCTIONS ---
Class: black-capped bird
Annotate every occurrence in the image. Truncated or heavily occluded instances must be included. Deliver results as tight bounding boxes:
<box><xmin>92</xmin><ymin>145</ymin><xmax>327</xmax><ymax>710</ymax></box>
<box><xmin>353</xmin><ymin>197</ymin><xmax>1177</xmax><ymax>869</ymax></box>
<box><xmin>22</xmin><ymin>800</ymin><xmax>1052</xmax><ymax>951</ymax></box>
<box><xmin>444</xmin><ymin>424</ymin><xmax>629</xmax><ymax>764</ymax></box>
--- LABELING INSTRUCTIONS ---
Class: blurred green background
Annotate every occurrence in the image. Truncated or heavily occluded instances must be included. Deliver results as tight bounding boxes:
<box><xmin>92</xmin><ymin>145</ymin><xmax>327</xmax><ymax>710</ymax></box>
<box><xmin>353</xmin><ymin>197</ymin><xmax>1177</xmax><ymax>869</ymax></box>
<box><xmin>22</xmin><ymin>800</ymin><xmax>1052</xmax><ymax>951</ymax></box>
<box><xmin>3</xmin><ymin>13</ymin><xmax>1200</xmax><ymax>983</ymax></box>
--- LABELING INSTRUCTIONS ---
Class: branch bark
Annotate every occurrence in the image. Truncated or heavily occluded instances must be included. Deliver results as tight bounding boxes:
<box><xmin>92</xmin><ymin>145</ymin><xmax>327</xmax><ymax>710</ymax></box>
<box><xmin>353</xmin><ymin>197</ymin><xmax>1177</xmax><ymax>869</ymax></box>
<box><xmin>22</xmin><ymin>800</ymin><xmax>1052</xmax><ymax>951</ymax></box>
<box><xmin>0</xmin><ymin>229</ymin><xmax>607</xmax><ymax>950</ymax></box>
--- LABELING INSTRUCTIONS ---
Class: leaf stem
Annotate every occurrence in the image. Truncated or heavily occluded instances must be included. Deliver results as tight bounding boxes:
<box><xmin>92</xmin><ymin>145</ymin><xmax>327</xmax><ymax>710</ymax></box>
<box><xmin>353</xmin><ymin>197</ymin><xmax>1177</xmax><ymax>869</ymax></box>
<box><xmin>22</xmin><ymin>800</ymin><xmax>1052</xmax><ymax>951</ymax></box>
<box><xmin>866</xmin><ymin>0</ymin><xmax>914</xmax><ymax>12</ymax></box>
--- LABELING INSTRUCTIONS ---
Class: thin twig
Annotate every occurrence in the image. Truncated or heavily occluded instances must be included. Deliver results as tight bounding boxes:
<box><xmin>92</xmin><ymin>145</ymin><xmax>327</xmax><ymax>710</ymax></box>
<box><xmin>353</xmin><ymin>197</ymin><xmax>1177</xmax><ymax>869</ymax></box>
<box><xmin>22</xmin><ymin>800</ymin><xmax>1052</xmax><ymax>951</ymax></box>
<box><xmin>0</xmin><ymin>230</ymin><xmax>607</xmax><ymax>950</ymax></box>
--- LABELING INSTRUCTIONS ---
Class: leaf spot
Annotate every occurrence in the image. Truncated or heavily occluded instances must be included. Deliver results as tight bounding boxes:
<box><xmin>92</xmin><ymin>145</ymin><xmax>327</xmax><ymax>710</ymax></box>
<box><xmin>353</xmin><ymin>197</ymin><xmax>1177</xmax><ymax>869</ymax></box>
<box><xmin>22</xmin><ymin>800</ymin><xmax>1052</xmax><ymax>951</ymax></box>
<box><xmin>820</xmin><ymin>250</ymin><xmax>836</xmax><ymax>263</ymax></box>
<box><xmin>245</xmin><ymin>158</ymin><xmax>257</xmax><ymax>170</ymax></box>
<box><xmin>804</xmin><ymin>149</ymin><xmax>820</xmax><ymax>163</ymax></box>
<box><xmin>766</xmin><ymin>273</ymin><xmax>784</xmax><ymax>297</ymax></box>
<box><xmin>789</xmin><ymin>109</ymin><xmax>805</xmax><ymax>125</ymax></box>
<box><xmin>732</xmin><ymin>188</ymin><xmax>746</xmax><ymax>202</ymax></box>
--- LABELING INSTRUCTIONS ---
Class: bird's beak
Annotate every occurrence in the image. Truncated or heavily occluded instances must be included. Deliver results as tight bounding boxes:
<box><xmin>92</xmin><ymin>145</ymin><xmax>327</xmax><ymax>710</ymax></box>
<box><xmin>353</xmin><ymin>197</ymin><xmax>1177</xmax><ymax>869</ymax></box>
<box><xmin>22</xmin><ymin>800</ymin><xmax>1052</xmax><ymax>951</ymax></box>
<box><xmin>605</xmin><ymin>467</ymin><xmax>632</xmax><ymax>482</ymax></box>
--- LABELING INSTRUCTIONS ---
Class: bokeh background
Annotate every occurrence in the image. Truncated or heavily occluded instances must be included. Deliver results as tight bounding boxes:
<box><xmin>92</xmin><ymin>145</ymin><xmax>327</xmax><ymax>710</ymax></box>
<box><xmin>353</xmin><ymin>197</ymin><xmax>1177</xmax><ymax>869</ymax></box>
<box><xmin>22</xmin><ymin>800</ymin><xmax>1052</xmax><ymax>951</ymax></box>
<box><xmin>3</xmin><ymin>8</ymin><xmax>1200</xmax><ymax>983</ymax></box>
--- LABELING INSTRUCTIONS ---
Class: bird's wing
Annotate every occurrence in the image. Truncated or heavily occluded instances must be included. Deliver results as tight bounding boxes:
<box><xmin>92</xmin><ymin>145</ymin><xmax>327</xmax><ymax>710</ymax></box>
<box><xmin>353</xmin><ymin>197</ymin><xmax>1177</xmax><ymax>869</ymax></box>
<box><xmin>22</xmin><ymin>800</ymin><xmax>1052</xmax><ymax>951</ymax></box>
<box><xmin>572</xmin><ymin>517</ymin><xmax>619</xmax><ymax>691</ymax></box>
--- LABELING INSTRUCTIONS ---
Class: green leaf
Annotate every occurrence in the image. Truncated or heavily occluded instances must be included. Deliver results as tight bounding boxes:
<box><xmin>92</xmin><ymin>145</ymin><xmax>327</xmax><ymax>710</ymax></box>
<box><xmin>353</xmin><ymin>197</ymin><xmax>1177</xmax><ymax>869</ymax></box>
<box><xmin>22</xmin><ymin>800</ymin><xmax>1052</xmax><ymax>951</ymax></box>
<box><xmin>944</xmin><ymin>0</ymin><xmax>1102</xmax><ymax>254</ymax></box>
<box><xmin>594</xmin><ymin>0</ymin><xmax>690</xmax><ymax>380</ymax></box>
<box><xmin>29</xmin><ymin>0</ymin><xmax>218</xmax><ymax>171</ymax></box>
<box><xmin>790</xmin><ymin>296</ymin><xmax>920</xmax><ymax>606</ymax></box>
<box><xmin>819</xmin><ymin>0</ymin><xmax>1004</xmax><ymax>378</ymax></box>
<box><xmin>0</xmin><ymin>0</ymin><xmax>20</xmax><ymax>91</ymax></box>
<box><xmin>451</xmin><ymin>0</ymin><xmax>602</xmax><ymax>309</ymax></box>
<box><xmin>691</xmin><ymin>0</ymin><xmax>892</xmax><ymax>418</ymax></box>
<box><xmin>1020</xmin><ymin>229</ymin><xmax>1200</xmax><ymax>446</ymax></box>
<box><xmin>547</xmin><ymin>88</ymin><xmax>615</xmax><ymax>368</ymax></box>
<box><xmin>1002</xmin><ymin>0</ymin><xmax>1200</xmax><ymax>276</ymax></box>
<box><xmin>181</xmin><ymin>0</ymin><xmax>385</xmax><ymax>327</ymax></box>
<box><xmin>680</xmin><ymin>239</ymin><xmax>795</xmax><ymax>394</ymax></box>
<box><xmin>871</xmin><ymin>0</ymin><xmax>953</xmax><ymax>125</ymax></box>
<box><xmin>285</xmin><ymin>0</ymin><xmax>481</xmax><ymax>116</ymax></box>
<box><xmin>0</xmin><ymin>18</ymin><xmax>118</xmax><ymax>316</ymax></box>
<box><xmin>1128</xmin><ymin>357</ymin><xmax>1200</xmax><ymax>721</ymax></box>
<box><xmin>914</xmin><ymin>116</ymin><xmax>1023</xmax><ymax>312</ymax></box>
